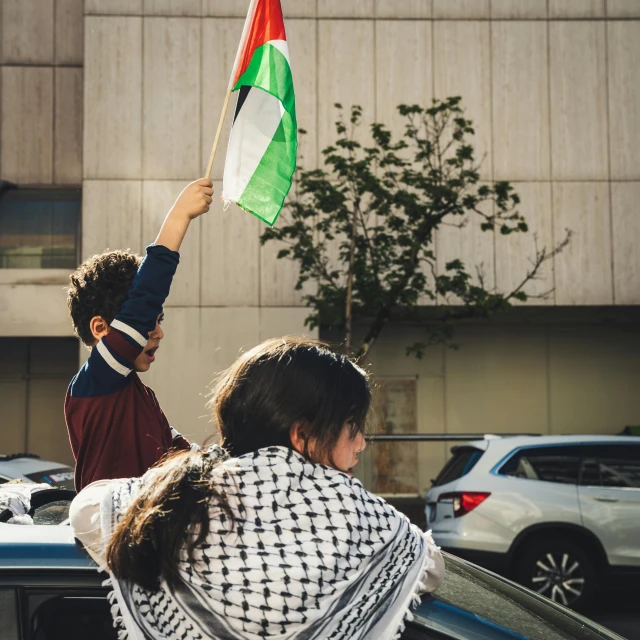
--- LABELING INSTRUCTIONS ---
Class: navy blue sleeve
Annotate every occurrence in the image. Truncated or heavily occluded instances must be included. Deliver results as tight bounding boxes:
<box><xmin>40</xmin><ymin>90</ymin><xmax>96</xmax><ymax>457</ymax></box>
<box><xmin>113</xmin><ymin>244</ymin><xmax>180</xmax><ymax>342</ymax></box>
<box><xmin>69</xmin><ymin>244</ymin><xmax>179</xmax><ymax>398</ymax></box>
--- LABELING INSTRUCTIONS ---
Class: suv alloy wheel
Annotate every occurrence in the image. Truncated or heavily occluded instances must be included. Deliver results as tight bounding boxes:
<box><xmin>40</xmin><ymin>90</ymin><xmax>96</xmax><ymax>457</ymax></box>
<box><xmin>515</xmin><ymin>538</ymin><xmax>597</xmax><ymax>612</ymax></box>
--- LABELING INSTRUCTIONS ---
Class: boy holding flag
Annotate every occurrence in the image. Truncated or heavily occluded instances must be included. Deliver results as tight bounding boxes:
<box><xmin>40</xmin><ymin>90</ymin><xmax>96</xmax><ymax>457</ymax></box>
<box><xmin>65</xmin><ymin>179</ymin><xmax>213</xmax><ymax>490</ymax></box>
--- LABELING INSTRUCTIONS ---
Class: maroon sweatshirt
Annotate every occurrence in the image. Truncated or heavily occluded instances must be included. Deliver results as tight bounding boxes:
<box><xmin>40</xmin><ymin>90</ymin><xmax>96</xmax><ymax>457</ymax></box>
<box><xmin>65</xmin><ymin>245</ymin><xmax>189</xmax><ymax>491</ymax></box>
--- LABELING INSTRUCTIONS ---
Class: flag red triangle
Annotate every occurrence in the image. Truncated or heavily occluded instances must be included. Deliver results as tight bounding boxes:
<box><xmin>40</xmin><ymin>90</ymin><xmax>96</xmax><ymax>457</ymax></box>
<box><xmin>234</xmin><ymin>0</ymin><xmax>286</xmax><ymax>86</ymax></box>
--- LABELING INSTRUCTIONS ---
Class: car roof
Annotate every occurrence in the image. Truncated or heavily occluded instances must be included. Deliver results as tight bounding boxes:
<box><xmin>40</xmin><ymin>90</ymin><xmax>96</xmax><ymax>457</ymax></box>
<box><xmin>462</xmin><ymin>434</ymin><xmax>637</xmax><ymax>450</ymax></box>
<box><xmin>0</xmin><ymin>523</ymin><xmax>96</xmax><ymax>570</ymax></box>
<box><xmin>458</xmin><ymin>434</ymin><xmax>640</xmax><ymax>466</ymax></box>
<box><xmin>0</xmin><ymin>455</ymin><xmax>73</xmax><ymax>480</ymax></box>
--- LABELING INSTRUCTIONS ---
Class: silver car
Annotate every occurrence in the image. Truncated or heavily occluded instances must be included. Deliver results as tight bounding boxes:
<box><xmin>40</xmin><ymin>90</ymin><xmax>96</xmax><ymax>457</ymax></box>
<box><xmin>0</xmin><ymin>454</ymin><xmax>74</xmax><ymax>490</ymax></box>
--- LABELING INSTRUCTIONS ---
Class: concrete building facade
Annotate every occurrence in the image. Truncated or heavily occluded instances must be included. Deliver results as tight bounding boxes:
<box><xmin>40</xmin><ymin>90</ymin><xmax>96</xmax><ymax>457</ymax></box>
<box><xmin>1</xmin><ymin>0</ymin><xmax>639</xmax><ymax>494</ymax></box>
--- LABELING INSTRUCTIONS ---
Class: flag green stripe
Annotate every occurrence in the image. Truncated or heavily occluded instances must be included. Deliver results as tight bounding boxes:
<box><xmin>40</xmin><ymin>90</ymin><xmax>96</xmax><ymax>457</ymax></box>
<box><xmin>237</xmin><ymin>108</ymin><xmax>297</xmax><ymax>226</ymax></box>
<box><xmin>232</xmin><ymin>41</ymin><xmax>297</xmax><ymax>226</ymax></box>
<box><xmin>233</xmin><ymin>43</ymin><xmax>295</xmax><ymax>117</ymax></box>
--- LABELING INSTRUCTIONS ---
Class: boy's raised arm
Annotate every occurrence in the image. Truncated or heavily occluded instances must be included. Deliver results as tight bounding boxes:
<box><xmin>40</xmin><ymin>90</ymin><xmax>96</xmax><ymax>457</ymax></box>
<box><xmin>75</xmin><ymin>179</ymin><xmax>213</xmax><ymax>394</ymax></box>
<box><xmin>156</xmin><ymin>178</ymin><xmax>214</xmax><ymax>252</ymax></box>
<box><xmin>111</xmin><ymin>178</ymin><xmax>213</xmax><ymax>352</ymax></box>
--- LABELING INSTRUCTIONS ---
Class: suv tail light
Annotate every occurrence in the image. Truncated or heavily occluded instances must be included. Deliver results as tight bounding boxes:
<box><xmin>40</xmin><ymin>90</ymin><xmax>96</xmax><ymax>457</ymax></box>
<box><xmin>438</xmin><ymin>491</ymin><xmax>491</xmax><ymax>517</ymax></box>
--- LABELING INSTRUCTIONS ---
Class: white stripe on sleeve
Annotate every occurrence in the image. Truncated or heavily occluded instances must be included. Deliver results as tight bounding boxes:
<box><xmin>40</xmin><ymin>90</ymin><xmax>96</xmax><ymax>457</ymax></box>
<box><xmin>96</xmin><ymin>340</ymin><xmax>133</xmax><ymax>377</ymax></box>
<box><xmin>110</xmin><ymin>319</ymin><xmax>148</xmax><ymax>348</ymax></box>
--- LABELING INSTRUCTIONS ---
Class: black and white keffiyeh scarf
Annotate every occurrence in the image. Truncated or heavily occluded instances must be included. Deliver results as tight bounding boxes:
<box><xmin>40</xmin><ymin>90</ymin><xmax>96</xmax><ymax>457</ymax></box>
<box><xmin>100</xmin><ymin>446</ymin><xmax>442</xmax><ymax>640</ymax></box>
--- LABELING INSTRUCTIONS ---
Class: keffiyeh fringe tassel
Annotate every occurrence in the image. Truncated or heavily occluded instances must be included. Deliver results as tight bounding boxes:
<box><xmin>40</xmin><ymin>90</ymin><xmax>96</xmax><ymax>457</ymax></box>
<box><xmin>392</xmin><ymin>530</ymin><xmax>441</xmax><ymax>640</ymax></box>
<box><xmin>100</xmin><ymin>566</ymin><xmax>129</xmax><ymax>640</ymax></box>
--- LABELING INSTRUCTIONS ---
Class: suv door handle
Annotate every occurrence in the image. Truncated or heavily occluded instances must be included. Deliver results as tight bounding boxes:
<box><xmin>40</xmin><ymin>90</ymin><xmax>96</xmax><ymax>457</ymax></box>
<box><xmin>593</xmin><ymin>496</ymin><xmax>619</xmax><ymax>503</ymax></box>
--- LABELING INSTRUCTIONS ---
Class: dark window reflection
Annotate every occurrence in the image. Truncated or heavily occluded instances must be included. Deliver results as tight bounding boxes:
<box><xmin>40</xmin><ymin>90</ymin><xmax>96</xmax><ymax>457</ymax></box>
<box><xmin>581</xmin><ymin>445</ymin><xmax>640</xmax><ymax>488</ymax></box>
<box><xmin>500</xmin><ymin>446</ymin><xmax>582</xmax><ymax>484</ymax></box>
<box><xmin>0</xmin><ymin>188</ymin><xmax>80</xmax><ymax>269</ymax></box>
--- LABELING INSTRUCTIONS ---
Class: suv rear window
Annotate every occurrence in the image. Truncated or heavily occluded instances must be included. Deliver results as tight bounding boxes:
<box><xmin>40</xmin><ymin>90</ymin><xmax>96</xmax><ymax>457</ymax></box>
<box><xmin>432</xmin><ymin>446</ymin><xmax>484</xmax><ymax>487</ymax></box>
<box><xmin>499</xmin><ymin>446</ymin><xmax>582</xmax><ymax>484</ymax></box>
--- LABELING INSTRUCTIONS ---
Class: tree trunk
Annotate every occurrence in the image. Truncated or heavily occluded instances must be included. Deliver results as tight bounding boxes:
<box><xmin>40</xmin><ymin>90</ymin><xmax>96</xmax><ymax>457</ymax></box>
<box><xmin>344</xmin><ymin>205</ymin><xmax>359</xmax><ymax>356</ymax></box>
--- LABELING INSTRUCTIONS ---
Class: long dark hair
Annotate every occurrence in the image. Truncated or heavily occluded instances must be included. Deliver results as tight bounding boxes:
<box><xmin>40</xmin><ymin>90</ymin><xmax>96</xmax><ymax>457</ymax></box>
<box><xmin>106</xmin><ymin>337</ymin><xmax>371</xmax><ymax>590</ymax></box>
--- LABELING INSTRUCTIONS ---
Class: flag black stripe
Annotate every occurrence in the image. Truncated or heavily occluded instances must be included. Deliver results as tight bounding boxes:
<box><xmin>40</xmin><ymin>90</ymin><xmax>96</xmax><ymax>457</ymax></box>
<box><xmin>233</xmin><ymin>85</ymin><xmax>251</xmax><ymax>124</ymax></box>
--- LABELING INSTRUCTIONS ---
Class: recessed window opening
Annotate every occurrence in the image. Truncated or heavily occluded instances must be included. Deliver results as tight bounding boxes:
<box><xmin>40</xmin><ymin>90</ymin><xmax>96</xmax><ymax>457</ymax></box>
<box><xmin>0</xmin><ymin>185</ymin><xmax>81</xmax><ymax>269</ymax></box>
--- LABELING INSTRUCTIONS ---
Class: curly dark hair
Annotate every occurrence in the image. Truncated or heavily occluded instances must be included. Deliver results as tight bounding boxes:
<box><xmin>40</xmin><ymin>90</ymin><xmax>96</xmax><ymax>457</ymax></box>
<box><xmin>67</xmin><ymin>250</ymin><xmax>142</xmax><ymax>346</ymax></box>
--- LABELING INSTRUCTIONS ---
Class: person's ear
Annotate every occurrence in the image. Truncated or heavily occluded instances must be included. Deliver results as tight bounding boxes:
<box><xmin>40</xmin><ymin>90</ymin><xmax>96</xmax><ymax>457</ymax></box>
<box><xmin>289</xmin><ymin>421</ymin><xmax>308</xmax><ymax>455</ymax></box>
<box><xmin>89</xmin><ymin>316</ymin><xmax>110</xmax><ymax>344</ymax></box>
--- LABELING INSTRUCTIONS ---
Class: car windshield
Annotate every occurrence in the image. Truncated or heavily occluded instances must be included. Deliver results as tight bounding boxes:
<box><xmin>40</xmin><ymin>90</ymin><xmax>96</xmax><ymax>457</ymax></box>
<box><xmin>411</xmin><ymin>555</ymin><xmax>618</xmax><ymax>640</ymax></box>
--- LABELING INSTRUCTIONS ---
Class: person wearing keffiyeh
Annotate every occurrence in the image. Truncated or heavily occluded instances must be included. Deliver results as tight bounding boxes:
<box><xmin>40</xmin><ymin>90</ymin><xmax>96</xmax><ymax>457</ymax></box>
<box><xmin>70</xmin><ymin>337</ymin><xmax>444</xmax><ymax>640</ymax></box>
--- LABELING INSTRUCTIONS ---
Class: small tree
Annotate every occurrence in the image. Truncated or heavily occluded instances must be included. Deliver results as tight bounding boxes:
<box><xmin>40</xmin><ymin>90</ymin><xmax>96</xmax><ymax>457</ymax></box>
<box><xmin>262</xmin><ymin>97</ymin><xmax>570</xmax><ymax>362</ymax></box>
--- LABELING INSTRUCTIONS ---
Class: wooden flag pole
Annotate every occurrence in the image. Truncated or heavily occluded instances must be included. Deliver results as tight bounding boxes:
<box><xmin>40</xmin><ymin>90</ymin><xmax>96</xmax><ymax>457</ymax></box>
<box><xmin>204</xmin><ymin>0</ymin><xmax>259</xmax><ymax>180</ymax></box>
<box><xmin>205</xmin><ymin>89</ymin><xmax>232</xmax><ymax>179</ymax></box>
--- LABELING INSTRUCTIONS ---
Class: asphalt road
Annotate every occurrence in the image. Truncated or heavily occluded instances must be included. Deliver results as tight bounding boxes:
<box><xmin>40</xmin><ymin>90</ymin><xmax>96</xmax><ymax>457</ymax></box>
<box><xmin>589</xmin><ymin>591</ymin><xmax>639</xmax><ymax>639</ymax></box>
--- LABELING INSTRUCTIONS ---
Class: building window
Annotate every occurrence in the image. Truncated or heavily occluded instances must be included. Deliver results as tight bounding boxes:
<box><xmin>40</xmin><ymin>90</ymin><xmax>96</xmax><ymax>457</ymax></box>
<box><xmin>0</xmin><ymin>186</ymin><xmax>80</xmax><ymax>269</ymax></box>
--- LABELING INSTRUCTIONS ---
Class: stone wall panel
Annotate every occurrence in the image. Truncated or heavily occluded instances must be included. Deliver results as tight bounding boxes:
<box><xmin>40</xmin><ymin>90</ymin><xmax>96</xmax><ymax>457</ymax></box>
<box><xmin>550</xmin><ymin>22</ymin><xmax>608</xmax><ymax>180</ymax></box>
<box><xmin>55</xmin><ymin>0</ymin><xmax>84</xmax><ymax>65</ymax></box>
<box><xmin>433</xmin><ymin>0</ymin><xmax>490</xmax><ymax>19</ymax></box>
<box><xmin>82</xmin><ymin>180</ymin><xmax>142</xmax><ymax>258</ymax></box>
<box><xmin>143</xmin><ymin>17</ymin><xmax>201</xmax><ymax>180</ymax></box>
<box><xmin>55</xmin><ymin>68</ymin><xmax>83</xmax><ymax>184</ymax></box>
<box><xmin>491</xmin><ymin>0</ymin><xmax>547</xmax><ymax>19</ymax></box>
<box><xmin>492</xmin><ymin>21</ymin><xmax>550</xmax><ymax>181</ymax></box>
<box><xmin>1</xmin><ymin>67</ymin><xmax>53</xmax><ymax>184</ymax></box>
<box><xmin>612</xmin><ymin>182</ymin><xmax>640</xmax><ymax>304</ymax></box>
<box><xmin>552</xmin><ymin>182</ymin><xmax>613</xmax><ymax>304</ymax></box>
<box><xmin>549</xmin><ymin>0</ymin><xmax>605</xmax><ymax>18</ymax></box>
<box><xmin>84</xmin><ymin>17</ymin><xmax>142</xmax><ymax>179</ymax></box>
<box><xmin>608</xmin><ymin>21</ymin><xmax>640</xmax><ymax>180</ymax></box>
<box><xmin>201</xmin><ymin>181</ymin><xmax>260</xmax><ymax>306</ymax></box>
<box><xmin>1</xmin><ymin>0</ymin><xmax>54</xmax><ymax>64</ymax></box>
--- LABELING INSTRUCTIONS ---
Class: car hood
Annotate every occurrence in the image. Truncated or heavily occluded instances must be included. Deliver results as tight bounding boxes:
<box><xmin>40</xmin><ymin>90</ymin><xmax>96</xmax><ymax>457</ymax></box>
<box><xmin>0</xmin><ymin>523</ymin><xmax>96</xmax><ymax>570</ymax></box>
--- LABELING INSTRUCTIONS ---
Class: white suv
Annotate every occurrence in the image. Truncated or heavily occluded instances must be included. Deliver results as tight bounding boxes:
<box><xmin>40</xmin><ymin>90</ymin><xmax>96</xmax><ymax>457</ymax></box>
<box><xmin>425</xmin><ymin>435</ymin><xmax>640</xmax><ymax>611</ymax></box>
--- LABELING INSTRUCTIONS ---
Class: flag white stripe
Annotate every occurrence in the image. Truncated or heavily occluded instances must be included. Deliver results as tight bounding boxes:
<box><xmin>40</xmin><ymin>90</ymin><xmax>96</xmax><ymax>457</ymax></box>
<box><xmin>223</xmin><ymin>89</ymin><xmax>284</xmax><ymax>204</ymax></box>
<box><xmin>111</xmin><ymin>319</ymin><xmax>147</xmax><ymax>348</ymax></box>
<box><xmin>97</xmin><ymin>340</ymin><xmax>133</xmax><ymax>377</ymax></box>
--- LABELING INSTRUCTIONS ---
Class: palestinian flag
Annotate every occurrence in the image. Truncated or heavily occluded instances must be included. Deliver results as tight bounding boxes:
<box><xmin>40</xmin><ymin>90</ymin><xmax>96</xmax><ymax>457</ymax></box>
<box><xmin>222</xmin><ymin>0</ymin><xmax>297</xmax><ymax>227</ymax></box>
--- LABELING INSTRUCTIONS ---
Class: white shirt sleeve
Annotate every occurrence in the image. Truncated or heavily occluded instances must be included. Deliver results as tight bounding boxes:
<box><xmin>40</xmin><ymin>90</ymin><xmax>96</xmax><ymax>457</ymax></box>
<box><xmin>422</xmin><ymin>530</ymin><xmax>446</xmax><ymax>592</ymax></box>
<box><xmin>69</xmin><ymin>480</ymin><xmax>113</xmax><ymax>566</ymax></box>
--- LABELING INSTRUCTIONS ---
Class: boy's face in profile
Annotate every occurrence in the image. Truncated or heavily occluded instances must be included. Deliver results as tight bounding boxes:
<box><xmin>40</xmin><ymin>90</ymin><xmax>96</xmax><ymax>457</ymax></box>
<box><xmin>90</xmin><ymin>312</ymin><xmax>165</xmax><ymax>373</ymax></box>
<box><xmin>133</xmin><ymin>313</ymin><xmax>165</xmax><ymax>372</ymax></box>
